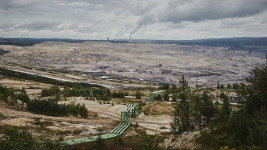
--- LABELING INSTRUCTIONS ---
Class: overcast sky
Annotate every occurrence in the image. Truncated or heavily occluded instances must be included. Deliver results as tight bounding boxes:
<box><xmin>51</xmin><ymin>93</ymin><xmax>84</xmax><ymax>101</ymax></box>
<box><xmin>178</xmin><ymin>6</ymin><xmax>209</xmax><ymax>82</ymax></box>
<box><xmin>0</xmin><ymin>0</ymin><xmax>267</xmax><ymax>40</ymax></box>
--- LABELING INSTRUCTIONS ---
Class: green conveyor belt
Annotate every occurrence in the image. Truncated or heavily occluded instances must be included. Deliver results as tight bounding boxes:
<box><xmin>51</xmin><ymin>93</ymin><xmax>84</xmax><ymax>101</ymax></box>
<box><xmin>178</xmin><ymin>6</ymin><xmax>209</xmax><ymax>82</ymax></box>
<box><xmin>64</xmin><ymin>91</ymin><xmax>164</xmax><ymax>145</ymax></box>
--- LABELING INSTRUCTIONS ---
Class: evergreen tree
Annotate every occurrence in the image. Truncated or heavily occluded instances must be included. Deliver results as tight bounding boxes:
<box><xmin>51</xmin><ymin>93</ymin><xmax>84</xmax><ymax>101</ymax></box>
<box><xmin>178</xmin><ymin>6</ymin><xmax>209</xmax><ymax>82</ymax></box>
<box><xmin>54</xmin><ymin>93</ymin><xmax>60</xmax><ymax>102</ymax></box>
<box><xmin>155</xmin><ymin>94</ymin><xmax>162</xmax><ymax>100</ymax></box>
<box><xmin>171</xmin><ymin>75</ymin><xmax>193</xmax><ymax>134</ymax></box>
<box><xmin>135</xmin><ymin>91</ymin><xmax>142</xmax><ymax>99</ymax></box>
<box><xmin>191</xmin><ymin>93</ymin><xmax>202</xmax><ymax>126</ymax></box>
<box><xmin>80</xmin><ymin>104</ymin><xmax>88</xmax><ymax>118</ymax></box>
<box><xmin>17</xmin><ymin>88</ymin><xmax>30</xmax><ymax>103</ymax></box>
<box><xmin>201</xmin><ymin>91</ymin><xmax>215</xmax><ymax>125</ymax></box>
<box><xmin>217</xmin><ymin>80</ymin><xmax>220</xmax><ymax>89</ymax></box>
<box><xmin>171</xmin><ymin>84</ymin><xmax>178</xmax><ymax>91</ymax></box>
<box><xmin>163</xmin><ymin>92</ymin><xmax>169</xmax><ymax>101</ymax></box>
<box><xmin>222</xmin><ymin>94</ymin><xmax>231</xmax><ymax>120</ymax></box>
<box><xmin>198</xmin><ymin>63</ymin><xmax>267</xmax><ymax>149</ymax></box>
<box><xmin>160</xmin><ymin>83</ymin><xmax>169</xmax><ymax>90</ymax></box>
<box><xmin>172</xmin><ymin>94</ymin><xmax>178</xmax><ymax>102</ymax></box>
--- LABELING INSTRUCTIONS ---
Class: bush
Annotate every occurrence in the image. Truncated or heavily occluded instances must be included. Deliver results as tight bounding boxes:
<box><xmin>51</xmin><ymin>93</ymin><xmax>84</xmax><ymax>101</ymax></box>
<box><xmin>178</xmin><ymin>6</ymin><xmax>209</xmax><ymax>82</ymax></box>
<box><xmin>0</xmin><ymin>129</ymin><xmax>65</xmax><ymax>150</ymax></box>
<box><xmin>112</xmin><ymin>91</ymin><xmax>125</xmax><ymax>98</ymax></box>
<box><xmin>41</xmin><ymin>85</ymin><xmax>60</xmax><ymax>97</ymax></box>
<box><xmin>27</xmin><ymin>99</ymin><xmax>88</xmax><ymax>117</ymax></box>
<box><xmin>198</xmin><ymin>63</ymin><xmax>267</xmax><ymax>149</ymax></box>
<box><xmin>155</xmin><ymin>94</ymin><xmax>162</xmax><ymax>100</ymax></box>
<box><xmin>135</xmin><ymin>91</ymin><xmax>142</xmax><ymax>99</ymax></box>
<box><xmin>17</xmin><ymin>88</ymin><xmax>30</xmax><ymax>103</ymax></box>
<box><xmin>0</xmin><ymin>86</ymin><xmax>17</xmax><ymax>105</ymax></box>
<box><xmin>163</xmin><ymin>93</ymin><xmax>169</xmax><ymax>101</ymax></box>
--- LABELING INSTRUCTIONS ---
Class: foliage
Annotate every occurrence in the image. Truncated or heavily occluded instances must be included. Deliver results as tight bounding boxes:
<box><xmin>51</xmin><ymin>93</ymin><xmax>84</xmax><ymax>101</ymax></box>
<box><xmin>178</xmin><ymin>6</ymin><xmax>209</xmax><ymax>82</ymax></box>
<box><xmin>41</xmin><ymin>85</ymin><xmax>60</xmax><ymax>97</ymax></box>
<box><xmin>155</xmin><ymin>94</ymin><xmax>162</xmax><ymax>100</ymax></box>
<box><xmin>198</xmin><ymin>63</ymin><xmax>267</xmax><ymax>149</ymax></box>
<box><xmin>160</xmin><ymin>83</ymin><xmax>169</xmax><ymax>90</ymax></box>
<box><xmin>63</xmin><ymin>88</ymin><xmax>112</xmax><ymax>101</ymax></box>
<box><xmin>17</xmin><ymin>88</ymin><xmax>30</xmax><ymax>103</ymax></box>
<box><xmin>171</xmin><ymin>75</ymin><xmax>217</xmax><ymax>135</ymax></box>
<box><xmin>191</xmin><ymin>93</ymin><xmax>202</xmax><ymax>126</ymax></box>
<box><xmin>200</xmin><ymin>91</ymin><xmax>216</xmax><ymax>125</ymax></box>
<box><xmin>27</xmin><ymin>99</ymin><xmax>88</xmax><ymax>117</ymax></box>
<box><xmin>135</xmin><ymin>90</ymin><xmax>142</xmax><ymax>99</ymax></box>
<box><xmin>0</xmin><ymin>129</ymin><xmax>65</xmax><ymax>150</ymax></box>
<box><xmin>71</xmin><ymin>131</ymin><xmax>165</xmax><ymax>150</ymax></box>
<box><xmin>163</xmin><ymin>92</ymin><xmax>169</xmax><ymax>101</ymax></box>
<box><xmin>140</xmin><ymin>132</ymin><xmax>162</xmax><ymax>150</ymax></box>
<box><xmin>112</xmin><ymin>91</ymin><xmax>125</xmax><ymax>98</ymax></box>
<box><xmin>0</xmin><ymin>67</ymin><xmax>102</xmax><ymax>89</ymax></box>
<box><xmin>0</xmin><ymin>85</ymin><xmax>17</xmax><ymax>106</ymax></box>
<box><xmin>171</xmin><ymin>75</ymin><xmax>193</xmax><ymax>134</ymax></box>
<box><xmin>93</xmin><ymin>134</ymin><xmax>106</xmax><ymax>149</ymax></box>
<box><xmin>172</xmin><ymin>94</ymin><xmax>178</xmax><ymax>102</ymax></box>
<box><xmin>222</xmin><ymin>94</ymin><xmax>231</xmax><ymax>121</ymax></box>
<box><xmin>0</xmin><ymin>68</ymin><xmax>112</xmax><ymax>101</ymax></box>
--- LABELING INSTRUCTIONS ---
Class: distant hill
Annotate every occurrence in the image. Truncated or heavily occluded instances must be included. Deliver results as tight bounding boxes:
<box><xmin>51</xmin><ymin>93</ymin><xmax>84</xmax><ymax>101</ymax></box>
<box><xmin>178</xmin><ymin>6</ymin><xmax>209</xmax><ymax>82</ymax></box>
<box><xmin>0</xmin><ymin>38</ymin><xmax>105</xmax><ymax>47</ymax></box>
<box><xmin>0</xmin><ymin>37</ymin><xmax>266</xmax><ymax>53</ymax></box>
<box><xmin>112</xmin><ymin>37</ymin><xmax>267</xmax><ymax>53</ymax></box>
<box><xmin>110</xmin><ymin>37</ymin><xmax>266</xmax><ymax>44</ymax></box>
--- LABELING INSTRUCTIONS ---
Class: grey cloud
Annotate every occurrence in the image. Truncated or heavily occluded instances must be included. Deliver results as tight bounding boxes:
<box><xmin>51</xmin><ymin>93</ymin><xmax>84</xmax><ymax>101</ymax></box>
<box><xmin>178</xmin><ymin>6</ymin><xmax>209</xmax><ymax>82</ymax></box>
<box><xmin>159</xmin><ymin>0</ymin><xmax>267</xmax><ymax>23</ymax></box>
<box><xmin>17</xmin><ymin>21</ymin><xmax>61</xmax><ymax>31</ymax></box>
<box><xmin>0</xmin><ymin>23</ymin><xmax>16</xmax><ymax>30</ymax></box>
<box><xmin>0</xmin><ymin>0</ymin><xmax>266</xmax><ymax>39</ymax></box>
<box><xmin>0</xmin><ymin>0</ymin><xmax>43</xmax><ymax>10</ymax></box>
<box><xmin>128</xmin><ymin>0</ymin><xmax>267</xmax><ymax>38</ymax></box>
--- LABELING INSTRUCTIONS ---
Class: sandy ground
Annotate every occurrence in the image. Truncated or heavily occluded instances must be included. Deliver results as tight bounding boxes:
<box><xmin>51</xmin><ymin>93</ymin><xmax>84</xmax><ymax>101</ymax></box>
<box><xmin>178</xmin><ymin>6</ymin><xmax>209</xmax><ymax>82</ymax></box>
<box><xmin>0</xmin><ymin>78</ymin><xmax>52</xmax><ymax>99</ymax></box>
<box><xmin>60</xmin><ymin>97</ymin><xmax>172</xmax><ymax>132</ymax></box>
<box><xmin>0</xmin><ymin>76</ymin><xmax>171</xmax><ymax>134</ymax></box>
<box><xmin>0</xmin><ymin>78</ymin><xmax>50</xmax><ymax>90</ymax></box>
<box><xmin>0</xmin><ymin>105</ymin><xmax>115</xmax><ymax>139</ymax></box>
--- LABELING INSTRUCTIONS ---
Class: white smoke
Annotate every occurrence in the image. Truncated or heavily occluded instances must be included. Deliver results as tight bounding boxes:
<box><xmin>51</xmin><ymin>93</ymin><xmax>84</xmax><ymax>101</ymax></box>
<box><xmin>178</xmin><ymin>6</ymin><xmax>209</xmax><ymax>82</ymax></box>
<box><xmin>130</xmin><ymin>14</ymin><xmax>156</xmax><ymax>39</ymax></box>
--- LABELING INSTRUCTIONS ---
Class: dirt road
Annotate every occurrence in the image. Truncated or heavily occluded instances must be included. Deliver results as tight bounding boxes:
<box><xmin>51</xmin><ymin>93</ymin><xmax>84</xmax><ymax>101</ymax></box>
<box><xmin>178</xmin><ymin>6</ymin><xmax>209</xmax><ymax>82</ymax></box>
<box><xmin>60</xmin><ymin>98</ymin><xmax>171</xmax><ymax>132</ymax></box>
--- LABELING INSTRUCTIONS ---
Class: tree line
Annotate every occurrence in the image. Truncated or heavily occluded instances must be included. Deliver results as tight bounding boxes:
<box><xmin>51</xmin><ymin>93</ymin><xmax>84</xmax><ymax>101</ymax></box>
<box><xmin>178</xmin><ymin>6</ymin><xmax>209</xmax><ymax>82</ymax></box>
<box><xmin>0</xmin><ymin>67</ymin><xmax>102</xmax><ymax>89</ymax></box>
<box><xmin>40</xmin><ymin>85</ymin><xmax>112</xmax><ymax>101</ymax></box>
<box><xmin>0</xmin><ymin>86</ymin><xmax>30</xmax><ymax>106</ymax></box>
<box><xmin>27</xmin><ymin>99</ymin><xmax>88</xmax><ymax>117</ymax></box>
<box><xmin>0</xmin><ymin>85</ymin><xmax>88</xmax><ymax>118</ymax></box>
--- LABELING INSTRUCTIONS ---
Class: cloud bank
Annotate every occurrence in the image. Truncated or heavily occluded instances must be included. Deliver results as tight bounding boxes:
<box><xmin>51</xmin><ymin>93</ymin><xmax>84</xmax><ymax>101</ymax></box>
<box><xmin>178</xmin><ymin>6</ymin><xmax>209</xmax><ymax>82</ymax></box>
<box><xmin>0</xmin><ymin>0</ymin><xmax>266</xmax><ymax>40</ymax></box>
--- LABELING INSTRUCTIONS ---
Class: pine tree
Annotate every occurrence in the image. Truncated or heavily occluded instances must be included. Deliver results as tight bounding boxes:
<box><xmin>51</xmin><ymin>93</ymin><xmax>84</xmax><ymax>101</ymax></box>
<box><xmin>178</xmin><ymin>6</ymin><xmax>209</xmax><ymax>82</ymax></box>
<box><xmin>172</xmin><ymin>94</ymin><xmax>178</xmax><ymax>102</ymax></box>
<box><xmin>17</xmin><ymin>88</ymin><xmax>30</xmax><ymax>103</ymax></box>
<box><xmin>191</xmin><ymin>93</ymin><xmax>202</xmax><ymax>126</ymax></box>
<box><xmin>163</xmin><ymin>92</ymin><xmax>169</xmax><ymax>101</ymax></box>
<box><xmin>135</xmin><ymin>91</ymin><xmax>142</xmax><ymax>99</ymax></box>
<box><xmin>201</xmin><ymin>91</ymin><xmax>215</xmax><ymax>125</ymax></box>
<box><xmin>171</xmin><ymin>75</ymin><xmax>193</xmax><ymax>134</ymax></box>
<box><xmin>222</xmin><ymin>94</ymin><xmax>231</xmax><ymax>120</ymax></box>
<box><xmin>80</xmin><ymin>104</ymin><xmax>88</xmax><ymax>118</ymax></box>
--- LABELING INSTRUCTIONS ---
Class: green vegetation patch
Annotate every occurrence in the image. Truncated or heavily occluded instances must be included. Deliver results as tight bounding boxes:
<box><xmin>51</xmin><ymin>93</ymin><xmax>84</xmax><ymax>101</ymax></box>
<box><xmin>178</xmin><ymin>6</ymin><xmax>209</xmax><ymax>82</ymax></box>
<box><xmin>0</xmin><ymin>67</ymin><xmax>102</xmax><ymax>89</ymax></box>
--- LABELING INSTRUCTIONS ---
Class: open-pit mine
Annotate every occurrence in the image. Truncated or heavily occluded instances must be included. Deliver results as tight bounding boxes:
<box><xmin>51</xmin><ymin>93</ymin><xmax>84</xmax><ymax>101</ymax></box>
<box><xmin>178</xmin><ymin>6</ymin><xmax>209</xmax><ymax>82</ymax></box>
<box><xmin>0</xmin><ymin>41</ymin><xmax>265</xmax><ymax>87</ymax></box>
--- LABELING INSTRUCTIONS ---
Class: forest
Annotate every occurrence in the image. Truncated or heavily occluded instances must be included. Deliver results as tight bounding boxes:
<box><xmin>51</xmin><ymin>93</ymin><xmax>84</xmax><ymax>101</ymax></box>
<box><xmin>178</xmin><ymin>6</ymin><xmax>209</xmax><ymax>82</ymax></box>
<box><xmin>170</xmin><ymin>63</ymin><xmax>267</xmax><ymax>149</ymax></box>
